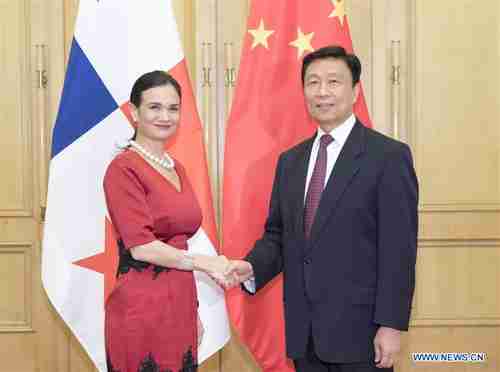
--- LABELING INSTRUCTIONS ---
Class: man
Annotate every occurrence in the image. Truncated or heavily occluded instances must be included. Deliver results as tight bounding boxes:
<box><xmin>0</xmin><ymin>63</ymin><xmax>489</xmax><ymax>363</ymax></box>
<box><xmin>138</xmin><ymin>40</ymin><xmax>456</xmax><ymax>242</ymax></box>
<box><xmin>224</xmin><ymin>45</ymin><xmax>418</xmax><ymax>372</ymax></box>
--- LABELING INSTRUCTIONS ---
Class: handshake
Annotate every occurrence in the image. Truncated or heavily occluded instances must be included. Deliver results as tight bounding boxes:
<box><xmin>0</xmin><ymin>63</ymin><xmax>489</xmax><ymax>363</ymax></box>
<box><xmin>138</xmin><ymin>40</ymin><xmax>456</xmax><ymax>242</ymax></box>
<box><xmin>194</xmin><ymin>255</ymin><xmax>253</xmax><ymax>289</ymax></box>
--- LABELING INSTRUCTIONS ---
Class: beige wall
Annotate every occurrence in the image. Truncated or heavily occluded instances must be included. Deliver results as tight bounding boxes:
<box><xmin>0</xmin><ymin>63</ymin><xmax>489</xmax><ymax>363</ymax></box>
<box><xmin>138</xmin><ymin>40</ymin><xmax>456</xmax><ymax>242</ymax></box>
<box><xmin>0</xmin><ymin>0</ymin><xmax>498</xmax><ymax>371</ymax></box>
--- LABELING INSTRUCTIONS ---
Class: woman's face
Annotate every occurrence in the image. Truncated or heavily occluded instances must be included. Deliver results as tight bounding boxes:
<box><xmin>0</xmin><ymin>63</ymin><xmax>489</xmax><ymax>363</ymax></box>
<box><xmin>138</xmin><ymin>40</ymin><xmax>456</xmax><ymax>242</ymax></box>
<box><xmin>132</xmin><ymin>84</ymin><xmax>181</xmax><ymax>143</ymax></box>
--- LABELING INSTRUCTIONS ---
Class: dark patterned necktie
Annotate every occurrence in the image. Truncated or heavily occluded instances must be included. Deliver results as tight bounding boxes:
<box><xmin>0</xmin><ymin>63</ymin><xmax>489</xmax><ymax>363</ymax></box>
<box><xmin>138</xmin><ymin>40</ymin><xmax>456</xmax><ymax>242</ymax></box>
<box><xmin>304</xmin><ymin>134</ymin><xmax>334</xmax><ymax>238</ymax></box>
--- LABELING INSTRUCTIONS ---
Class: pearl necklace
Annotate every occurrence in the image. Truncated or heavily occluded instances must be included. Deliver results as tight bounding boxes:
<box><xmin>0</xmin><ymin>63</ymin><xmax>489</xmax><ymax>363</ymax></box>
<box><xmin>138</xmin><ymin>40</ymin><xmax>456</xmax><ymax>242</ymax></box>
<box><xmin>129</xmin><ymin>140</ymin><xmax>174</xmax><ymax>170</ymax></box>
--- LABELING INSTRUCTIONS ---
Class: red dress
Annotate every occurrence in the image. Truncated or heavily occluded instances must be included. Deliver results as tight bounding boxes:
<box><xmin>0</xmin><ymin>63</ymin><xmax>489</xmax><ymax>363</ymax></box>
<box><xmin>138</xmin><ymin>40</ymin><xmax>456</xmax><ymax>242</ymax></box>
<box><xmin>103</xmin><ymin>150</ymin><xmax>201</xmax><ymax>372</ymax></box>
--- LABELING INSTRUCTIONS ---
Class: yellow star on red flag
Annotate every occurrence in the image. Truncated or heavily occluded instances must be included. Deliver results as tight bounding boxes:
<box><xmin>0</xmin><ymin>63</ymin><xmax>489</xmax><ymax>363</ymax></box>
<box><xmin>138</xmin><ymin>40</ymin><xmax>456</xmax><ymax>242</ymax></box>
<box><xmin>248</xmin><ymin>18</ymin><xmax>275</xmax><ymax>49</ymax></box>
<box><xmin>289</xmin><ymin>27</ymin><xmax>315</xmax><ymax>59</ymax></box>
<box><xmin>329</xmin><ymin>0</ymin><xmax>346</xmax><ymax>26</ymax></box>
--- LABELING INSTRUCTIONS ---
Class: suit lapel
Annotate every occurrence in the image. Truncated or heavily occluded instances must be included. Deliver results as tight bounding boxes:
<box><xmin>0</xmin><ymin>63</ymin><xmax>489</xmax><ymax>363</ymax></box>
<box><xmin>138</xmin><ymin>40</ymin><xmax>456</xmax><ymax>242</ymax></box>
<box><xmin>290</xmin><ymin>135</ymin><xmax>315</xmax><ymax>236</ymax></box>
<box><xmin>309</xmin><ymin>121</ymin><xmax>366</xmax><ymax>248</ymax></box>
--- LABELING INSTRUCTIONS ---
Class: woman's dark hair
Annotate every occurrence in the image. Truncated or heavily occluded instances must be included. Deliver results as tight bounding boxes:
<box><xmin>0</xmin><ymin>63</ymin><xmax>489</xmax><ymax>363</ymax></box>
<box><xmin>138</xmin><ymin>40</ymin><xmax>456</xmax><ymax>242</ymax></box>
<box><xmin>301</xmin><ymin>45</ymin><xmax>361</xmax><ymax>87</ymax></box>
<box><xmin>129</xmin><ymin>70</ymin><xmax>182</xmax><ymax>140</ymax></box>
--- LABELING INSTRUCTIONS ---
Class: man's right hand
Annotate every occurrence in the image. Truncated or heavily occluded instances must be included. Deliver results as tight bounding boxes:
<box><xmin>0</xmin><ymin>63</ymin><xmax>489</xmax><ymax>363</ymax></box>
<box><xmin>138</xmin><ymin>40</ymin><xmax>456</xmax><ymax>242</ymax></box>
<box><xmin>221</xmin><ymin>260</ymin><xmax>254</xmax><ymax>289</ymax></box>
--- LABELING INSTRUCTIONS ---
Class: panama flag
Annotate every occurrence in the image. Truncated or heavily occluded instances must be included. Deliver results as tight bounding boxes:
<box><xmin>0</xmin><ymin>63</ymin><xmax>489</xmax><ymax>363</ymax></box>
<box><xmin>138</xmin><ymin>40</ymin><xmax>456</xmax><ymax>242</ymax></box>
<box><xmin>41</xmin><ymin>1</ymin><xmax>230</xmax><ymax>371</ymax></box>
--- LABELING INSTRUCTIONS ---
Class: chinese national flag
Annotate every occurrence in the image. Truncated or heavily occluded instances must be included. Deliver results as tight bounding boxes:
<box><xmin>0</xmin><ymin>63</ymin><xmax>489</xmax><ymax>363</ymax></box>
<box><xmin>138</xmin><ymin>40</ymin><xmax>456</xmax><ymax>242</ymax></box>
<box><xmin>222</xmin><ymin>0</ymin><xmax>371</xmax><ymax>371</ymax></box>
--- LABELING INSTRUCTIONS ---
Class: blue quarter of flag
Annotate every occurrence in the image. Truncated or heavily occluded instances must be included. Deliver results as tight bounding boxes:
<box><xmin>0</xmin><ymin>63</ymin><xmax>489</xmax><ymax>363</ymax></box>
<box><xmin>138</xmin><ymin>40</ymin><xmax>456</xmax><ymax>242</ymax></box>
<box><xmin>51</xmin><ymin>38</ymin><xmax>118</xmax><ymax>158</ymax></box>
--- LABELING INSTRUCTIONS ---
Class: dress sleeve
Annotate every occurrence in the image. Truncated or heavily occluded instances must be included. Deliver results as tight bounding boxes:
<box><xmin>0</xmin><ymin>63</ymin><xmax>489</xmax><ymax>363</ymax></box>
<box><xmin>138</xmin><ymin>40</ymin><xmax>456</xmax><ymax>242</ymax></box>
<box><xmin>103</xmin><ymin>161</ymin><xmax>156</xmax><ymax>249</ymax></box>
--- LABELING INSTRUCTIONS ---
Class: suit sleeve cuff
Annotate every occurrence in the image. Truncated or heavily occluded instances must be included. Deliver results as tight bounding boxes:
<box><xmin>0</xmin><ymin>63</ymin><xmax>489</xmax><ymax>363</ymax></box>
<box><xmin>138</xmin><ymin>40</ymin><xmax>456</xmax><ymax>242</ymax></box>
<box><xmin>242</xmin><ymin>277</ymin><xmax>256</xmax><ymax>294</ymax></box>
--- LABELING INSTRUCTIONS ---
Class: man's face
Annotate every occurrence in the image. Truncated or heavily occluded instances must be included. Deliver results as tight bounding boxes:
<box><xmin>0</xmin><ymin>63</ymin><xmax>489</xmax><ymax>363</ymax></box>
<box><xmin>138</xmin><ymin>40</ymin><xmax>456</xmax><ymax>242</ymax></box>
<box><xmin>303</xmin><ymin>57</ymin><xmax>360</xmax><ymax>131</ymax></box>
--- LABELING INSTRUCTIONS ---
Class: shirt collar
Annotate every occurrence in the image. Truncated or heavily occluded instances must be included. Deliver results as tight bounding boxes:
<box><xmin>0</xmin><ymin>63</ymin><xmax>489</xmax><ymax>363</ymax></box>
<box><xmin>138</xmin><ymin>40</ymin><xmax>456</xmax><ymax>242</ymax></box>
<box><xmin>314</xmin><ymin>114</ymin><xmax>356</xmax><ymax>148</ymax></box>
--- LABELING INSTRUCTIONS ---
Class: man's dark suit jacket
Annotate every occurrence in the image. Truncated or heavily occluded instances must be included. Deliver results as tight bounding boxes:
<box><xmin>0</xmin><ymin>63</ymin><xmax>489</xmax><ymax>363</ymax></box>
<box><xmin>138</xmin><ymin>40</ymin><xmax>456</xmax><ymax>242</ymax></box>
<box><xmin>245</xmin><ymin>120</ymin><xmax>418</xmax><ymax>363</ymax></box>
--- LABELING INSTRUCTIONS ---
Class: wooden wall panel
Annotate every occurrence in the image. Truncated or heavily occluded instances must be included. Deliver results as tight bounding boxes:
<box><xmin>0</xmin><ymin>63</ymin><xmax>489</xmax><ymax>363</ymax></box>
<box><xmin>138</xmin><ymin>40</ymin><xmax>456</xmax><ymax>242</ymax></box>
<box><xmin>415</xmin><ymin>1</ymin><xmax>500</xmax><ymax>208</ymax></box>
<box><xmin>414</xmin><ymin>244</ymin><xmax>499</xmax><ymax>324</ymax></box>
<box><xmin>0</xmin><ymin>244</ymin><xmax>32</xmax><ymax>330</ymax></box>
<box><xmin>0</xmin><ymin>0</ymin><xmax>68</xmax><ymax>369</ymax></box>
<box><xmin>172</xmin><ymin>0</ymin><xmax>196</xmax><ymax>85</ymax></box>
<box><xmin>0</xmin><ymin>0</ymin><xmax>32</xmax><ymax>216</ymax></box>
<box><xmin>420</xmin><ymin>210</ymin><xmax>500</xmax><ymax>240</ymax></box>
<box><xmin>220</xmin><ymin>329</ymin><xmax>259</xmax><ymax>372</ymax></box>
<box><xmin>406</xmin><ymin>1</ymin><xmax>500</xmax><ymax>370</ymax></box>
<box><xmin>0</xmin><ymin>335</ymin><xmax>37</xmax><ymax>372</ymax></box>
<box><xmin>346</xmin><ymin>0</ymin><xmax>373</xmax><ymax>122</ymax></box>
<box><xmin>63</xmin><ymin>0</ymin><xmax>78</xmax><ymax>61</ymax></box>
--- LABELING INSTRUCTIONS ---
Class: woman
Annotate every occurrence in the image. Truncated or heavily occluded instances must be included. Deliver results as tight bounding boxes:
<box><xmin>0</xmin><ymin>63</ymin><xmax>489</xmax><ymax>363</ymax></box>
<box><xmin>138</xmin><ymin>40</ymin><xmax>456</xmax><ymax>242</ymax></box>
<box><xmin>103</xmin><ymin>70</ymin><xmax>227</xmax><ymax>372</ymax></box>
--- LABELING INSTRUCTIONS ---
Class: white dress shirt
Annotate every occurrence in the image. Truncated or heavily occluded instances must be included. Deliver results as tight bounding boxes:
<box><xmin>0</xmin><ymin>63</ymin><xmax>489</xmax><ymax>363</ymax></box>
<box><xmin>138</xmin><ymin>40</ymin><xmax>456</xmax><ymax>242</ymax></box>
<box><xmin>244</xmin><ymin>114</ymin><xmax>357</xmax><ymax>293</ymax></box>
<box><xmin>304</xmin><ymin>114</ymin><xmax>356</xmax><ymax>200</ymax></box>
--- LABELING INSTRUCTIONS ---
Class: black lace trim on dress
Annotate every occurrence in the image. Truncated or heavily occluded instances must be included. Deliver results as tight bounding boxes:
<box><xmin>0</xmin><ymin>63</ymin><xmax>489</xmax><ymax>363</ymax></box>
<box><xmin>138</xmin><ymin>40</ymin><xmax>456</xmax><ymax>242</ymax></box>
<box><xmin>138</xmin><ymin>353</ymin><xmax>172</xmax><ymax>372</ymax></box>
<box><xmin>107</xmin><ymin>353</ymin><xmax>121</xmax><ymax>372</ymax></box>
<box><xmin>179</xmin><ymin>347</ymin><xmax>197</xmax><ymax>372</ymax></box>
<box><xmin>108</xmin><ymin>347</ymin><xmax>196</xmax><ymax>372</ymax></box>
<box><xmin>117</xmin><ymin>239</ymin><xmax>170</xmax><ymax>279</ymax></box>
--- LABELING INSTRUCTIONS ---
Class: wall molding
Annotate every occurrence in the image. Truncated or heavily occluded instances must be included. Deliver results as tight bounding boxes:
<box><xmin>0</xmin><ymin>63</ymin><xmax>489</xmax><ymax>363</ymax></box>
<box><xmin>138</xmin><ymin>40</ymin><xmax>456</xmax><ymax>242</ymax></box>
<box><xmin>420</xmin><ymin>203</ymin><xmax>500</xmax><ymax>213</ymax></box>
<box><xmin>418</xmin><ymin>238</ymin><xmax>500</xmax><ymax>247</ymax></box>
<box><xmin>411</xmin><ymin>318</ymin><xmax>500</xmax><ymax>327</ymax></box>
<box><xmin>0</xmin><ymin>242</ymin><xmax>33</xmax><ymax>333</ymax></box>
